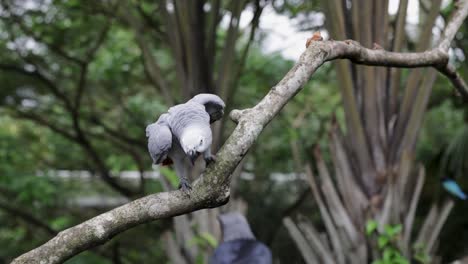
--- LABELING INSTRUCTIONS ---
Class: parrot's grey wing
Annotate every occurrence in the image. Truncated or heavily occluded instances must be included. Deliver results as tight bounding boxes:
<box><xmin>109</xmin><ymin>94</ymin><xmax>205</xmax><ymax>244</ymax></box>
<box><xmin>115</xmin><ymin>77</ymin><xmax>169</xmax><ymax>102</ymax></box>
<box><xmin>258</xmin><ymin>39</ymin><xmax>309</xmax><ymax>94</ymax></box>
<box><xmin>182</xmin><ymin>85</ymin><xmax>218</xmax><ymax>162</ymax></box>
<box><xmin>146</xmin><ymin>117</ymin><xmax>172</xmax><ymax>164</ymax></box>
<box><xmin>188</xmin><ymin>93</ymin><xmax>225</xmax><ymax>123</ymax></box>
<box><xmin>167</xmin><ymin>103</ymin><xmax>210</xmax><ymax>137</ymax></box>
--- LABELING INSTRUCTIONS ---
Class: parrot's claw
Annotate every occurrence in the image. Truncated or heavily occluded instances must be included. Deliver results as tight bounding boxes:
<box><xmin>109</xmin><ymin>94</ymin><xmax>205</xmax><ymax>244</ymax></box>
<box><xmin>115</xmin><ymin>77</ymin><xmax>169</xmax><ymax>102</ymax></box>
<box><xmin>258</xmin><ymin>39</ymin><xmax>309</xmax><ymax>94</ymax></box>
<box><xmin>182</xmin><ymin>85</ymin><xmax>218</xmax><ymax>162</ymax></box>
<box><xmin>178</xmin><ymin>179</ymin><xmax>192</xmax><ymax>192</ymax></box>
<box><xmin>204</xmin><ymin>155</ymin><xmax>216</xmax><ymax>165</ymax></box>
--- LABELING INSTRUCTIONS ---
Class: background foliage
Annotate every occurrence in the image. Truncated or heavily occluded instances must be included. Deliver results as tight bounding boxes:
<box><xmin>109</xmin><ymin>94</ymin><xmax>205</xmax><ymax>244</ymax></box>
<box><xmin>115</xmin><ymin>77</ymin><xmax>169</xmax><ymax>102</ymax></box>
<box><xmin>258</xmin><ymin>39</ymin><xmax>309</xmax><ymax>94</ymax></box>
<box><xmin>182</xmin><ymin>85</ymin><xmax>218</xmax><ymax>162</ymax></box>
<box><xmin>0</xmin><ymin>0</ymin><xmax>467</xmax><ymax>263</ymax></box>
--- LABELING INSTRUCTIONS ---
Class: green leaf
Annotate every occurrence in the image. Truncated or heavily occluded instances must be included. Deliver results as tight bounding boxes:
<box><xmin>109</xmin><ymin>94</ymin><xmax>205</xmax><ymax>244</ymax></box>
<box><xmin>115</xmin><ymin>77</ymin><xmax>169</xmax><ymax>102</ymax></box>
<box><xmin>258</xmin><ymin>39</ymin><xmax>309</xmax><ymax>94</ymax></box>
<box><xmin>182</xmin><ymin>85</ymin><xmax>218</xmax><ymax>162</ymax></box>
<box><xmin>50</xmin><ymin>216</ymin><xmax>70</xmax><ymax>230</ymax></box>
<box><xmin>287</xmin><ymin>128</ymin><xmax>299</xmax><ymax>140</ymax></box>
<box><xmin>187</xmin><ymin>236</ymin><xmax>204</xmax><ymax>248</ymax></box>
<box><xmin>393</xmin><ymin>224</ymin><xmax>402</xmax><ymax>235</ymax></box>
<box><xmin>195</xmin><ymin>254</ymin><xmax>205</xmax><ymax>264</ymax></box>
<box><xmin>378</xmin><ymin>236</ymin><xmax>389</xmax><ymax>249</ymax></box>
<box><xmin>413</xmin><ymin>243</ymin><xmax>425</xmax><ymax>250</ymax></box>
<box><xmin>413</xmin><ymin>243</ymin><xmax>430</xmax><ymax>264</ymax></box>
<box><xmin>383</xmin><ymin>248</ymin><xmax>394</xmax><ymax>261</ymax></box>
<box><xmin>366</xmin><ymin>220</ymin><xmax>378</xmax><ymax>235</ymax></box>
<box><xmin>199</xmin><ymin>232</ymin><xmax>218</xmax><ymax>248</ymax></box>
<box><xmin>396</xmin><ymin>258</ymin><xmax>410</xmax><ymax>264</ymax></box>
<box><xmin>188</xmin><ymin>232</ymin><xmax>218</xmax><ymax>249</ymax></box>
<box><xmin>384</xmin><ymin>224</ymin><xmax>402</xmax><ymax>237</ymax></box>
<box><xmin>414</xmin><ymin>253</ymin><xmax>430</xmax><ymax>264</ymax></box>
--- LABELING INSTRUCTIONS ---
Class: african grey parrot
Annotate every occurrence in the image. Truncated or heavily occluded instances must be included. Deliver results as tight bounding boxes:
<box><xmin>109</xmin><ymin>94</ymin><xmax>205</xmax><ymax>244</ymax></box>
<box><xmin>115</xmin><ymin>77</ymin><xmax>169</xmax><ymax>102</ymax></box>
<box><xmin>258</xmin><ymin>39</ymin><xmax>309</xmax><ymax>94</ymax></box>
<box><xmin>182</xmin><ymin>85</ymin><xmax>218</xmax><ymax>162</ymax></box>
<box><xmin>146</xmin><ymin>93</ymin><xmax>225</xmax><ymax>191</ymax></box>
<box><xmin>210</xmin><ymin>212</ymin><xmax>272</xmax><ymax>264</ymax></box>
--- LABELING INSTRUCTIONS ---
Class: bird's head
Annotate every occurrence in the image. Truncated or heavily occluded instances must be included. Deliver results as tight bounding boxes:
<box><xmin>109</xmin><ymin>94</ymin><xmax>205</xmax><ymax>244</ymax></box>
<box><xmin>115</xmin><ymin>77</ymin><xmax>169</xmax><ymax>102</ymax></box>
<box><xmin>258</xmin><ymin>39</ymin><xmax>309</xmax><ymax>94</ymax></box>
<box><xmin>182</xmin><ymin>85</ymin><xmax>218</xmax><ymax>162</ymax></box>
<box><xmin>180</xmin><ymin>127</ymin><xmax>212</xmax><ymax>164</ymax></box>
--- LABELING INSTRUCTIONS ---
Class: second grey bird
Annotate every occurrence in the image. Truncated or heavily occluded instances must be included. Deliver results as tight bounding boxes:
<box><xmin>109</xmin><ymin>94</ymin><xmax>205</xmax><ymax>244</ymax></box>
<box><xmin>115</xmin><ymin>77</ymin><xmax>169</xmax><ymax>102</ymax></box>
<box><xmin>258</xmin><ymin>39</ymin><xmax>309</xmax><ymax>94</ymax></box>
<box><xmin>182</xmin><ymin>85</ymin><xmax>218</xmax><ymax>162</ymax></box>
<box><xmin>146</xmin><ymin>93</ymin><xmax>225</xmax><ymax>191</ymax></box>
<box><xmin>210</xmin><ymin>212</ymin><xmax>272</xmax><ymax>264</ymax></box>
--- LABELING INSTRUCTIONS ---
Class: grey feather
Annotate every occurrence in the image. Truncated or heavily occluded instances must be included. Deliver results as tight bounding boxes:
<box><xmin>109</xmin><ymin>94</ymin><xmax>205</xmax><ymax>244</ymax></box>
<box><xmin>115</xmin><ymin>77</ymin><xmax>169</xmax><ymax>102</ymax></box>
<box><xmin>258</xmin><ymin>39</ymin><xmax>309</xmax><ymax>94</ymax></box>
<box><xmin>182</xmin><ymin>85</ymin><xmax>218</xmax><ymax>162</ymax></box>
<box><xmin>219</xmin><ymin>212</ymin><xmax>255</xmax><ymax>242</ymax></box>
<box><xmin>146</xmin><ymin>93</ymin><xmax>225</xmax><ymax>190</ymax></box>
<box><xmin>167</xmin><ymin>102</ymin><xmax>210</xmax><ymax>139</ymax></box>
<box><xmin>210</xmin><ymin>213</ymin><xmax>272</xmax><ymax>264</ymax></box>
<box><xmin>188</xmin><ymin>93</ymin><xmax>225</xmax><ymax>123</ymax></box>
<box><xmin>146</xmin><ymin>114</ymin><xmax>172</xmax><ymax>164</ymax></box>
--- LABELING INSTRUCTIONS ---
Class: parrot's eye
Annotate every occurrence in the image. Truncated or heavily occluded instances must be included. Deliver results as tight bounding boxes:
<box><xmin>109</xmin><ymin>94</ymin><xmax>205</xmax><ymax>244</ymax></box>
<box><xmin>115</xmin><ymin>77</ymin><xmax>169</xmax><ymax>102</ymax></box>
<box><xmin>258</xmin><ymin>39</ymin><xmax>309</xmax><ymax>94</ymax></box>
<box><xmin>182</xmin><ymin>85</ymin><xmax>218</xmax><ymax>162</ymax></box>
<box><xmin>199</xmin><ymin>139</ymin><xmax>203</xmax><ymax>146</ymax></box>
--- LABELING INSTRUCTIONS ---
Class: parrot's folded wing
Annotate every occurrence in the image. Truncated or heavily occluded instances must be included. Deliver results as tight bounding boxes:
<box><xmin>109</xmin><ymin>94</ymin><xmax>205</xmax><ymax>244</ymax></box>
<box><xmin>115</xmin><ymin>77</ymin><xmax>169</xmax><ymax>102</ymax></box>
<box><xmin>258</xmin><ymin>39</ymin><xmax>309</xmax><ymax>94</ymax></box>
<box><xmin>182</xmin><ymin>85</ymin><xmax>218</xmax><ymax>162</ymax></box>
<box><xmin>188</xmin><ymin>93</ymin><xmax>225</xmax><ymax>123</ymax></box>
<box><xmin>146</xmin><ymin>117</ymin><xmax>173</xmax><ymax>164</ymax></box>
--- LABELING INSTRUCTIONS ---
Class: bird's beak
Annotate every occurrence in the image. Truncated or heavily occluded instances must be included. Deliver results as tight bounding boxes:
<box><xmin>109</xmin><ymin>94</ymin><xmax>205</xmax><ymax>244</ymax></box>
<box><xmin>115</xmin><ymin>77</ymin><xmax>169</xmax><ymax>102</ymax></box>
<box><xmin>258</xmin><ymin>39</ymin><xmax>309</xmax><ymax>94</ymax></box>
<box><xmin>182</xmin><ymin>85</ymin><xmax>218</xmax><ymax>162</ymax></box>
<box><xmin>189</xmin><ymin>152</ymin><xmax>198</xmax><ymax>165</ymax></box>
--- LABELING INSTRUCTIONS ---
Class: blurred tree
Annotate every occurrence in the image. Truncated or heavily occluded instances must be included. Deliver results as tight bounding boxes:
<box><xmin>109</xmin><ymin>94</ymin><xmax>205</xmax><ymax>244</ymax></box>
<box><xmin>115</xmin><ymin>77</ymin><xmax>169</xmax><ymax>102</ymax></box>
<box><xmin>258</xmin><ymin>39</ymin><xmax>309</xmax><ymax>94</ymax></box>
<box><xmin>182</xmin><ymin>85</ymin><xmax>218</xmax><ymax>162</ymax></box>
<box><xmin>281</xmin><ymin>0</ymin><xmax>468</xmax><ymax>263</ymax></box>
<box><xmin>1</xmin><ymin>0</ymin><xmax>468</xmax><ymax>263</ymax></box>
<box><xmin>0</xmin><ymin>0</ymin><xmax>268</xmax><ymax>262</ymax></box>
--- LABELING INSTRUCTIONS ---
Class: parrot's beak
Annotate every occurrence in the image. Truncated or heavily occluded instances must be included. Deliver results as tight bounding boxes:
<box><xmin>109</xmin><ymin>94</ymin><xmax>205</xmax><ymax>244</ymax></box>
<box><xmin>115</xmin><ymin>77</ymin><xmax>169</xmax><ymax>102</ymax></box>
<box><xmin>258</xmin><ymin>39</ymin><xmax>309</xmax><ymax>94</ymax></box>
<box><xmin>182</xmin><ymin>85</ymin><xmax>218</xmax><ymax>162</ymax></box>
<box><xmin>189</xmin><ymin>152</ymin><xmax>198</xmax><ymax>165</ymax></box>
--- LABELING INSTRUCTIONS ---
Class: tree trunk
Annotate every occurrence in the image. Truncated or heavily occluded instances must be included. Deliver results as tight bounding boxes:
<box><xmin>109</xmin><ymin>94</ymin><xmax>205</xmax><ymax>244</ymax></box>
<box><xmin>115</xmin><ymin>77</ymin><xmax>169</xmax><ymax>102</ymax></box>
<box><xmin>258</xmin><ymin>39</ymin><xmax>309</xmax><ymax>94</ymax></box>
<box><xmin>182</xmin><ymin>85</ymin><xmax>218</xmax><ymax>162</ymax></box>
<box><xmin>284</xmin><ymin>1</ymin><xmax>467</xmax><ymax>263</ymax></box>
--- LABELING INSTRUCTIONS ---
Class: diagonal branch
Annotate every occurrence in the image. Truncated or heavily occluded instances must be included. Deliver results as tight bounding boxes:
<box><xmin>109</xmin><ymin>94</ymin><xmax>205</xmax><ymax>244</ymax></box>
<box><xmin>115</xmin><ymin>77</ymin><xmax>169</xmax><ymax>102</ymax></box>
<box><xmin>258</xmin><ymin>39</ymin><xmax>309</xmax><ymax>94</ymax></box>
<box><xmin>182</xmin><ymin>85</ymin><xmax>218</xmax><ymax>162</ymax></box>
<box><xmin>3</xmin><ymin>3</ymin><xmax>85</xmax><ymax>66</ymax></box>
<box><xmin>120</xmin><ymin>0</ymin><xmax>174</xmax><ymax>105</ymax></box>
<box><xmin>217</xmin><ymin>0</ymin><xmax>247</xmax><ymax>98</ymax></box>
<box><xmin>11</xmin><ymin>110</ymin><xmax>77</xmax><ymax>141</ymax></box>
<box><xmin>283</xmin><ymin>217</ymin><xmax>319</xmax><ymax>263</ymax></box>
<box><xmin>2</xmin><ymin>62</ymin><xmax>137</xmax><ymax>198</ymax></box>
<box><xmin>88</xmin><ymin>115</ymin><xmax>146</xmax><ymax>149</ymax></box>
<box><xmin>388</xmin><ymin>0</ymin><xmax>409</xmax><ymax>118</ymax></box>
<box><xmin>74</xmin><ymin>64</ymin><xmax>88</xmax><ymax>112</ymax></box>
<box><xmin>10</xmin><ymin>108</ymin><xmax>138</xmax><ymax>197</ymax></box>
<box><xmin>437</xmin><ymin>63</ymin><xmax>468</xmax><ymax>101</ymax></box>
<box><xmin>135</xmin><ymin>2</ymin><xmax>166</xmax><ymax>37</ymax></box>
<box><xmin>438</xmin><ymin>0</ymin><xmax>468</xmax><ymax>51</ymax></box>
<box><xmin>79</xmin><ymin>11</ymin><xmax>116</xmax><ymax>89</ymax></box>
<box><xmin>0</xmin><ymin>63</ymin><xmax>74</xmax><ymax>111</ymax></box>
<box><xmin>12</xmin><ymin>2</ymin><xmax>468</xmax><ymax>258</ymax></box>
<box><xmin>227</xmin><ymin>0</ymin><xmax>264</xmax><ymax>107</ymax></box>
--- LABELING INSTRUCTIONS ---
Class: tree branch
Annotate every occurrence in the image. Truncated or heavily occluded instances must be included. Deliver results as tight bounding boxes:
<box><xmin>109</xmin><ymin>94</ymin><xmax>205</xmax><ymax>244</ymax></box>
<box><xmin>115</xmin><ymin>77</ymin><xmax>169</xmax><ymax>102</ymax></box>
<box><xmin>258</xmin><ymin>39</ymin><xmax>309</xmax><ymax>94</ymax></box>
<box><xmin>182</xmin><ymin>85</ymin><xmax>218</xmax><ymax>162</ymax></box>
<box><xmin>3</xmin><ymin>4</ymin><xmax>86</xmax><ymax>66</ymax></box>
<box><xmin>10</xmin><ymin>108</ymin><xmax>137</xmax><ymax>197</ymax></box>
<box><xmin>12</xmin><ymin>4</ymin><xmax>468</xmax><ymax>257</ymax></box>
<box><xmin>11</xmin><ymin>110</ymin><xmax>77</xmax><ymax>141</ymax></box>
<box><xmin>438</xmin><ymin>0</ymin><xmax>468</xmax><ymax>51</ymax></box>
<box><xmin>324</xmin><ymin>0</ymin><xmax>376</xmax><ymax>195</ymax></box>
<box><xmin>120</xmin><ymin>0</ymin><xmax>174</xmax><ymax>105</ymax></box>
<box><xmin>135</xmin><ymin>1</ymin><xmax>166</xmax><ymax>37</ymax></box>
<box><xmin>74</xmin><ymin>64</ymin><xmax>88</xmax><ymax>112</ymax></box>
<box><xmin>388</xmin><ymin>0</ymin><xmax>409</xmax><ymax>118</ymax></box>
<box><xmin>89</xmin><ymin>116</ymin><xmax>146</xmax><ymax>149</ymax></box>
<box><xmin>326</xmin><ymin>40</ymin><xmax>447</xmax><ymax>67</ymax></box>
<box><xmin>0</xmin><ymin>63</ymin><xmax>74</xmax><ymax>111</ymax></box>
<box><xmin>437</xmin><ymin>63</ymin><xmax>468</xmax><ymax>102</ymax></box>
<box><xmin>217</xmin><ymin>0</ymin><xmax>246</xmax><ymax>98</ymax></box>
<box><xmin>227</xmin><ymin>0</ymin><xmax>263</xmax><ymax>107</ymax></box>
<box><xmin>323</xmin><ymin>40</ymin><xmax>467</xmax><ymax>101</ymax></box>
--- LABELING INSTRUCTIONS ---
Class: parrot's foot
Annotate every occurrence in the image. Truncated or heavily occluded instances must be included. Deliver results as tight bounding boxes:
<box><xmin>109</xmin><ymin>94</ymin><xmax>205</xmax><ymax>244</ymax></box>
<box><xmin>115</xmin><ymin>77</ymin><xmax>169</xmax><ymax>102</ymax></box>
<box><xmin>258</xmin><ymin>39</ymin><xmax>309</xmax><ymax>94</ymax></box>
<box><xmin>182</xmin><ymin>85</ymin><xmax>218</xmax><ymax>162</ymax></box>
<box><xmin>178</xmin><ymin>179</ymin><xmax>192</xmax><ymax>192</ymax></box>
<box><xmin>204</xmin><ymin>155</ymin><xmax>216</xmax><ymax>165</ymax></box>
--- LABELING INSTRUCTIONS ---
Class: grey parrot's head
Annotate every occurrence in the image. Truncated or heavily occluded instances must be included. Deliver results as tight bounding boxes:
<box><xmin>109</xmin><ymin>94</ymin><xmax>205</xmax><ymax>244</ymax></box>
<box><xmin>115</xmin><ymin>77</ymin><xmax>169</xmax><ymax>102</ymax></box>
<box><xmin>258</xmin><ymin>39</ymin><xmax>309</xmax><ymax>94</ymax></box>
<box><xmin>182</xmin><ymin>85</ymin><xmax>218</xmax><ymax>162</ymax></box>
<box><xmin>218</xmin><ymin>212</ymin><xmax>255</xmax><ymax>242</ymax></box>
<box><xmin>180</xmin><ymin>126</ymin><xmax>212</xmax><ymax>164</ymax></box>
